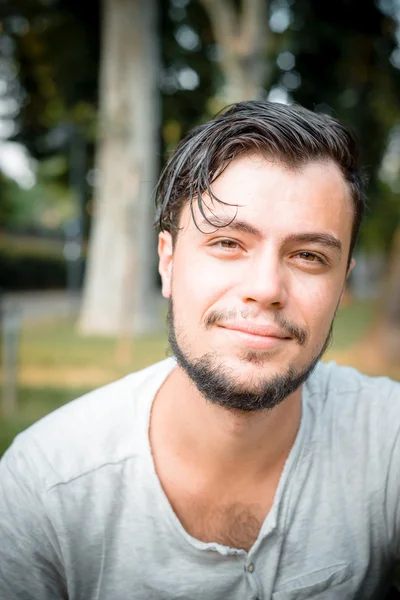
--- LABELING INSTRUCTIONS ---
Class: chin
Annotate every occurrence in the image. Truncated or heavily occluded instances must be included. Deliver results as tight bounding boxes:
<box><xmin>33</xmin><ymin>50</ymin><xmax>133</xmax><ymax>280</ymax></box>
<box><xmin>222</xmin><ymin>348</ymin><xmax>286</xmax><ymax>369</ymax></box>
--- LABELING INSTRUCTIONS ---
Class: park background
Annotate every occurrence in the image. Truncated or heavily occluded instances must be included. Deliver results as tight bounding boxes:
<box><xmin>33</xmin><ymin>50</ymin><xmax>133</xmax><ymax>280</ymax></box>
<box><xmin>0</xmin><ymin>0</ymin><xmax>399</xmax><ymax>458</ymax></box>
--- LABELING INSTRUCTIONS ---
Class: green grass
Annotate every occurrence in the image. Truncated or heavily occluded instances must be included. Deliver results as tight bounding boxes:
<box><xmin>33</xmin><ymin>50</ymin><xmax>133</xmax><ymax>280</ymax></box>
<box><xmin>329</xmin><ymin>299</ymin><xmax>376</xmax><ymax>351</ymax></box>
<box><xmin>20</xmin><ymin>318</ymin><xmax>169</xmax><ymax>370</ymax></box>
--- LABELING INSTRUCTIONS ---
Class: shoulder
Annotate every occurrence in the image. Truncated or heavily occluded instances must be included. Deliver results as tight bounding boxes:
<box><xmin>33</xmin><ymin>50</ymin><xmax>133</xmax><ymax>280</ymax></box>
<box><xmin>2</xmin><ymin>358</ymin><xmax>175</xmax><ymax>490</ymax></box>
<box><xmin>307</xmin><ymin>360</ymin><xmax>400</xmax><ymax>404</ymax></box>
<box><xmin>305</xmin><ymin>361</ymin><xmax>400</xmax><ymax>450</ymax></box>
<box><xmin>302</xmin><ymin>364</ymin><xmax>400</xmax><ymax>559</ymax></box>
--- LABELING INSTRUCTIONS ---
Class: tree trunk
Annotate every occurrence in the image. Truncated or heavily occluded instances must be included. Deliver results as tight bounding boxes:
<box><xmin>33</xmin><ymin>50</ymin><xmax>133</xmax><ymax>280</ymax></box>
<box><xmin>382</xmin><ymin>225</ymin><xmax>400</xmax><ymax>363</ymax></box>
<box><xmin>78</xmin><ymin>0</ymin><xmax>160</xmax><ymax>336</ymax></box>
<box><xmin>200</xmin><ymin>0</ymin><xmax>270</xmax><ymax>104</ymax></box>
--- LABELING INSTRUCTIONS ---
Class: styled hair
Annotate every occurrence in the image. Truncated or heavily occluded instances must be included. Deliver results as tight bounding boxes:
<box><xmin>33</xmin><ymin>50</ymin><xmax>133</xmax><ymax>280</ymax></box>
<box><xmin>155</xmin><ymin>100</ymin><xmax>366</xmax><ymax>260</ymax></box>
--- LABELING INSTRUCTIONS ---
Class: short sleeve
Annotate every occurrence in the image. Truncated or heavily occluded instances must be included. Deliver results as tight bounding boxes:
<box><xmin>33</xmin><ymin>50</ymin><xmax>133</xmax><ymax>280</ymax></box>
<box><xmin>0</xmin><ymin>438</ymin><xmax>67</xmax><ymax>599</ymax></box>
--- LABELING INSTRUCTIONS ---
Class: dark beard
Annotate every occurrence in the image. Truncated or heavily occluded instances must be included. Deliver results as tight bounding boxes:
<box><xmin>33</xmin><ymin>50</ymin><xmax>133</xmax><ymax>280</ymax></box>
<box><xmin>167</xmin><ymin>302</ymin><xmax>334</xmax><ymax>412</ymax></box>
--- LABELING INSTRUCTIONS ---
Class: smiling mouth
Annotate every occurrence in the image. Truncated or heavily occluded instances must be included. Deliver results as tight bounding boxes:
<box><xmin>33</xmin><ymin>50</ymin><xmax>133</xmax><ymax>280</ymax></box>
<box><xmin>218</xmin><ymin>323</ymin><xmax>291</xmax><ymax>350</ymax></box>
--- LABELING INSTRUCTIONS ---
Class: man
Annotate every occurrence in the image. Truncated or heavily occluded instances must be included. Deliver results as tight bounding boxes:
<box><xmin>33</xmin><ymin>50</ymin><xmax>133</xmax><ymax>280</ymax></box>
<box><xmin>0</xmin><ymin>101</ymin><xmax>399</xmax><ymax>600</ymax></box>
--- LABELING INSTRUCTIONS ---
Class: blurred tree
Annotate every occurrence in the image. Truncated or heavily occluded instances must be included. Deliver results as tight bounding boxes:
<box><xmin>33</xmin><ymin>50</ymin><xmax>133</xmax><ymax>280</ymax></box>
<box><xmin>0</xmin><ymin>156</ymin><xmax>74</xmax><ymax>229</ymax></box>
<box><xmin>78</xmin><ymin>0</ymin><xmax>161</xmax><ymax>335</ymax></box>
<box><xmin>0</xmin><ymin>174</ymin><xmax>18</xmax><ymax>226</ymax></box>
<box><xmin>0</xmin><ymin>0</ymin><xmax>98</xmax><ymax>149</ymax></box>
<box><xmin>199</xmin><ymin>0</ymin><xmax>271</xmax><ymax>103</ymax></box>
<box><xmin>160</xmin><ymin>0</ymin><xmax>216</xmax><ymax>148</ymax></box>
<box><xmin>0</xmin><ymin>0</ymin><xmax>99</xmax><ymax>233</ymax></box>
<box><xmin>284</xmin><ymin>0</ymin><xmax>400</xmax><ymax>246</ymax></box>
<box><xmin>1</xmin><ymin>0</ymin><xmax>216</xmax><ymax>335</ymax></box>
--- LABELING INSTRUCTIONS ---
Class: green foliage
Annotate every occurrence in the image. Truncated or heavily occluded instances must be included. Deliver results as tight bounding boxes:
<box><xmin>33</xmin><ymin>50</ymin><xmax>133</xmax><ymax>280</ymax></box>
<box><xmin>1</xmin><ymin>0</ymin><xmax>399</xmax><ymax>254</ymax></box>
<box><xmin>282</xmin><ymin>0</ymin><xmax>400</xmax><ymax>250</ymax></box>
<box><xmin>0</xmin><ymin>0</ymin><xmax>98</xmax><ymax>235</ymax></box>
<box><xmin>160</xmin><ymin>0</ymin><xmax>217</xmax><ymax>153</ymax></box>
<box><xmin>0</xmin><ymin>175</ymin><xmax>20</xmax><ymax>226</ymax></box>
<box><xmin>361</xmin><ymin>180</ymin><xmax>400</xmax><ymax>251</ymax></box>
<box><xmin>2</xmin><ymin>0</ymin><xmax>99</xmax><ymax>152</ymax></box>
<box><xmin>0</xmin><ymin>153</ymin><xmax>76</xmax><ymax>229</ymax></box>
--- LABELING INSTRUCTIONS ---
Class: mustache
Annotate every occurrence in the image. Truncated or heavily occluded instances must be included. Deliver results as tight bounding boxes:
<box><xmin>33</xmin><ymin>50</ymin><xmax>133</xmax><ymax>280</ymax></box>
<box><xmin>203</xmin><ymin>309</ymin><xmax>308</xmax><ymax>346</ymax></box>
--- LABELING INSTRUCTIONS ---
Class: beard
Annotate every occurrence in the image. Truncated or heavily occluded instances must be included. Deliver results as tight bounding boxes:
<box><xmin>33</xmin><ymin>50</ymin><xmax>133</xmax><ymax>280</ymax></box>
<box><xmin>167</xmin><ymin>301</ymin><xmax>334</xmax><ymax>412</ymax></box>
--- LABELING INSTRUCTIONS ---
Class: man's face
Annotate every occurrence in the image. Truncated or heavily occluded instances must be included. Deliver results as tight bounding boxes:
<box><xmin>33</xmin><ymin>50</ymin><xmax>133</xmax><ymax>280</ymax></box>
<box><xmin>158</xmin><ymin>155</ymin><xmax>354</xmax><ymax>409</ymax></box>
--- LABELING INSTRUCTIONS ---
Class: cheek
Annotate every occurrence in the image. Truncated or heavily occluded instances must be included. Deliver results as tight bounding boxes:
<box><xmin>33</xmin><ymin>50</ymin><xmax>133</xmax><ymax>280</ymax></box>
<box><xmin>290</xmin><ymin>274</ymin><xmax>343</xmax><ymax>330</ymax></box>
<box><xmin>172</xmin><ymin>251</ymin><xmax>229</xmax><ymax>310</ymax></box>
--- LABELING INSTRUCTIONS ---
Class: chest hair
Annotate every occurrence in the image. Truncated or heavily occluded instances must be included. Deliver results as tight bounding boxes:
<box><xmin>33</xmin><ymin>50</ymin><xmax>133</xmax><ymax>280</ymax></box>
<box><xmin>175</xmin><ymin>498</ymin><xmax>268</xmax><ymax>551</ymax></box>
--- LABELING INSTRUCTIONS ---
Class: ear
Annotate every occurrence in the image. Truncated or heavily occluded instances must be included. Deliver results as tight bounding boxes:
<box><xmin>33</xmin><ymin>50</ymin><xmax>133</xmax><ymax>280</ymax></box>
<box><xmin>346</xmin><ymin>257</ymin><xmax>356</xmax><ymax>279</ymax></box>
<box><xmin>158</xmin><ymin>231</ymin><xmax>173</xmax><ymax>298</ymax></box>
<box><xmin>339</xmin><ymin>257</ymin><xmax>356</xmax><ymax>306</ymax></box>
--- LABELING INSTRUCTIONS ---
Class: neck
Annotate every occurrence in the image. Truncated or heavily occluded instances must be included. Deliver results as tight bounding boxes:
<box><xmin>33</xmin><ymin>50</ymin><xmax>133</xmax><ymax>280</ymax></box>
<box><xmin>151</xmin><ymin>365</ymin><xmax>302</xmax><ymax>486</ymax></box>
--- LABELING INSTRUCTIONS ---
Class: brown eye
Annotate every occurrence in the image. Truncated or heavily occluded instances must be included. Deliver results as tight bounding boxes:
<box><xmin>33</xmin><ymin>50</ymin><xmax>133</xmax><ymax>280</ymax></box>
<box><xmin>297</xmin><ymin>251</ymin><xmax>326</xmax><ymax>265</ymax></box>
<box><xmin>220</xmin><ymin>240</ymin><xmax>237</xmax><ymax>248</ymax></box>
<box><xmin>299</xmin><ymin>251</ymin><xmax>317</xmax><ymax>261</ymax></box>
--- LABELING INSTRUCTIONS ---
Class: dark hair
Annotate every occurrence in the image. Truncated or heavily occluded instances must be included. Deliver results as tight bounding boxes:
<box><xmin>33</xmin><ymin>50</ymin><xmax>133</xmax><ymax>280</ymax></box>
<box><xmin>155</xmin><ymin>100</ymin><xmax>366</xmax><ymax>260</ymax></box>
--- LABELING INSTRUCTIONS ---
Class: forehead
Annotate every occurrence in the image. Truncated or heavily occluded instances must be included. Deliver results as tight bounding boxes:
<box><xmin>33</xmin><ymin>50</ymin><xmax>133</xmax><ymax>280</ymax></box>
<box><xmin>179</xmin><ymin>155</ymin><xmax>353</xmax><ymax>243</ymax></box>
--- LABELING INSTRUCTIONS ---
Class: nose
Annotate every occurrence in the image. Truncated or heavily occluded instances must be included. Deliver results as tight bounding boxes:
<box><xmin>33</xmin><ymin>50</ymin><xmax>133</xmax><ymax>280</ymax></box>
<box><xmin>238</xmin><ymin>250</ymin><xmax>287</xmax><ymax>309</ymax></box>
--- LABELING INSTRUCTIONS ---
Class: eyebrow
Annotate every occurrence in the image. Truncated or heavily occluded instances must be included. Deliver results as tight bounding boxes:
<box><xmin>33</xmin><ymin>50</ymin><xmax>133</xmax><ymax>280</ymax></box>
<box><xmin>284</xmin><ymin>232</ymin><xmax>343</xmax><ymax>256</ymax></box>
<box><xmin>197</xmin><ymin>218</ymin><xmax>263</xmax><ymax>238</ymax></box>
<box><xmin>197</xmin><ymin>218</ymin><xmax>342</xmax><ymax>256</ymax></box>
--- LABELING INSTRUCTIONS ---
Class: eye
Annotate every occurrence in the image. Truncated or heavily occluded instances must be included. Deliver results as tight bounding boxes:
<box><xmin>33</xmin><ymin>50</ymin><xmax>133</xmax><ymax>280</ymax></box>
<box><xmin>211</xmin><ymin>238</ymin><xmax>241</xmax><ymax>251</ymax></box>
<box><xmin>219</xmin><ymin>239</ymin><xmax>239</xmax><ymax>249</ymax></box>
<box><xmin>297</xmin><ymin>251</ymin><xmax>326</xmax><ymax>264</ymax></box>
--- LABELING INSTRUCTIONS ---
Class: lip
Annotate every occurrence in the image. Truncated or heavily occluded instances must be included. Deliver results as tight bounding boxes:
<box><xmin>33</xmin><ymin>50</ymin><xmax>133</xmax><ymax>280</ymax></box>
<box><xmin>220</xmin><ymin>322</ymin><xmax>290</xmax><ymax>338</ymax></box>
<box><xmin>219</xmin><ymin>322</ymin><xmax>291</xmax><ymax>350</ymax></box>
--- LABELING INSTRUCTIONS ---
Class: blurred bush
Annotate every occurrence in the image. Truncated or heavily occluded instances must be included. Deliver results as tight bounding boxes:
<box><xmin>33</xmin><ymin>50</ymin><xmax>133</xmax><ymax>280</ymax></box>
<box><xmin>0</xmin><ymin>248</ymin><xmax>67</xmax><ymax>290</ymax></box>
<box><xmin>0</xmin><ymin>232</ymin><xmax>70</xmax><ymax>290</ymax></box>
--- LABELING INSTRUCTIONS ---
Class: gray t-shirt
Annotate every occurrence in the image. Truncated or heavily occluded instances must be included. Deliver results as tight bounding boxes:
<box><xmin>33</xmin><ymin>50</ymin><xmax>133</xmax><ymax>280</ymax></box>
<box><xmin>0</xmin><ymin>358</ymin><xmax>400</xmax><ymax>600</ymax></box>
